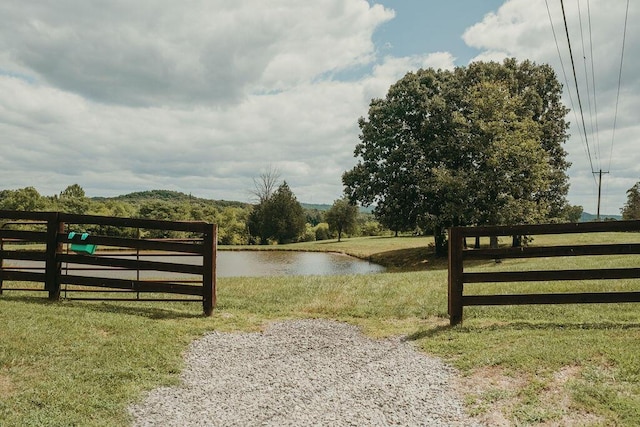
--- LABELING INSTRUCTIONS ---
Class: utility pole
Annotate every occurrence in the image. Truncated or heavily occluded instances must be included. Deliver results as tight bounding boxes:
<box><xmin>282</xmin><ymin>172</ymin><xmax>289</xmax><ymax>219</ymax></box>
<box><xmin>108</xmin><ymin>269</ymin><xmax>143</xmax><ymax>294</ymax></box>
<box><xmin>594</xmin><ymin>169</ymin><xmax>609</xmax><ymax>221</ymax></box>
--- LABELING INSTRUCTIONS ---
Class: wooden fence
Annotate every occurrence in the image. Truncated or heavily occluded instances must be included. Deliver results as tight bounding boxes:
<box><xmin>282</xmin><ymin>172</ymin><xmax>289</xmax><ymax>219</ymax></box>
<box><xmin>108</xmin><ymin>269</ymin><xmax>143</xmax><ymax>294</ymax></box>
<box><xmin>448</xmin><ymin>220</ymin><xmax>640</xmax><ymax>325</ymax></box>
<box><xmin>0</xmin><ymin>210</ymin><xmax>217</xmax><ymax>315</ymax></box>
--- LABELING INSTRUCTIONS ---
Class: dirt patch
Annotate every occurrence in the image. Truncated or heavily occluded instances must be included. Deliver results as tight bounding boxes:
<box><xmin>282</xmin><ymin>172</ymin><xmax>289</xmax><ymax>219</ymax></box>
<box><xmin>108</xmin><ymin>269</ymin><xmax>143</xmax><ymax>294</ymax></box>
<box><xmin>0</xmin><ymin>372</ymin><xmax>16</xmax><ymax>397</ymax></box>
<box><xmin>95</xmin><ymin>328</ymin><xmax>110</xmax><ymax>338</ymax></box>
<box><xmin>455</xmin><ymin>366</ymin><xmax>525</xmax><ymax>426</ymax></box>
<box><xmin>456</xmin><ymin>365</ymin><xmax>605</xmax><ymax>426</ymax></box>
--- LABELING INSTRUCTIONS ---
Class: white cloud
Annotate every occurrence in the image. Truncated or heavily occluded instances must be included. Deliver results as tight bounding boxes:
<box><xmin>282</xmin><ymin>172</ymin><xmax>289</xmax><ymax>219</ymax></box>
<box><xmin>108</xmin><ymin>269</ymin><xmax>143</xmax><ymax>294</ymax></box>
<box><xmin>0</xmin><ymin>17</ymin><xmax>426</xmax><ymax>205</ymax></box>
<box><xmin>0</xmin><ymin>0</ymin><xmax>394</xmax><ymax>107</ymax></box>
<box><xmin>0</xmin><ymin>0</ymin><xmax>405</xmax><ymax>203</ymax></box>
<box><xmin>3</xmin><ymin>0</ymin><xmax>636</xmax><ymax>216</ymax></box>
<box><xmin>461</xmin><ymin>0</ymin><xmax>640</xmax><ymax>214</ymax></box>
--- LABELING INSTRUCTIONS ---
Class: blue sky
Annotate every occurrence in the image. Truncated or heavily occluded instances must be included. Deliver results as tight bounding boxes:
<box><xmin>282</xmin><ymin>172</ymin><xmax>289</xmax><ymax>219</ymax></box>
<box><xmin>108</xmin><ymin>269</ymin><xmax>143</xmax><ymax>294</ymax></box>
<box><xmin>372</xmin><ymin>1</ymin><xmax>505</xmax><ymax>61</ymax></box>
<box><xmin>0</xmin><ymin>1</ymin><xmax>636</xmax><ymax>215</ymax></box>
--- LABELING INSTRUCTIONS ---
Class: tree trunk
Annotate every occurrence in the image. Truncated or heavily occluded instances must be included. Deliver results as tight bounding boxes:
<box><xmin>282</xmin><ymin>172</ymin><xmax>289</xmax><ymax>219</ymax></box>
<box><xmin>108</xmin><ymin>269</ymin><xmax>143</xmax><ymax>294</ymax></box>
<box><xmin>512</xmin><ymin>235</ymin><xmax>522</xmax><ymax>247</ymax></box>
<box><xmin>434</xmin><ymin>225</ymin><xmax>448</xmax><ymax>257</ymax></box>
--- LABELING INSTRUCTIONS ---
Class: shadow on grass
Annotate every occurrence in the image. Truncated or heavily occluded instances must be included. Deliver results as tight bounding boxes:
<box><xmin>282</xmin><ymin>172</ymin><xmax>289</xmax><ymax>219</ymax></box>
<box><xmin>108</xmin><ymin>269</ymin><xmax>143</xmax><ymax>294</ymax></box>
<box><xmin>75</xmin><ymin>302</ymin><xmax>203</xmax><ymax>319</ymax></box>
<box><xmin>477</xmin><ymin>320</ymin><xmax>640</xmax><ymax>331</ymax></box>
<box><xmin>369</xmin><ymin>247</ymin><xmax>448</xmax><ymax>271</ymax></box>
<box><xmin>403</xmin><ymin>320</ymin><xmax>640</xmax><ymax>341</ymax></box>
<box><xmin>0</xmin><ymin>294</ymin><xmax>202</xmax><ymax>319</ymax></box>
<box><xmin>403</xmin><ymin>324</ymin><xmax>452</xmax><ymax>341</ymax></box>
<box><xmin>0</xmin><ymin>294</ymin><xmax>55</xmax><ymax>305</ymax></box>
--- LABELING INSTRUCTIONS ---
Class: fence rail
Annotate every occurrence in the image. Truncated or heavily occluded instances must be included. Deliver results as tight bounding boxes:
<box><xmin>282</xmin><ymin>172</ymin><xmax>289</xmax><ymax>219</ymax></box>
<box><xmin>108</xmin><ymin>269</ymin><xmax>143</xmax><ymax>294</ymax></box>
<box><xmin>0</xmin><ymin>210</ymin><xmax>217</xmax><ymax>315</ymax></box>
<box><xmin>448</xmin><ymin>220</ymin><xmax>640</xmax><ymax>325</ymax></box>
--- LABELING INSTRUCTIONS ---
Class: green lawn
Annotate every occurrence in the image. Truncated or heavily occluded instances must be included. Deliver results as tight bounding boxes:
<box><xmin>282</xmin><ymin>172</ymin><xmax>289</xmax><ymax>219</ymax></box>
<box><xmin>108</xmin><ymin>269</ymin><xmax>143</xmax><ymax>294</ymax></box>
<box><xmin>1</xmin><ymin>234</ymin><xmax>639</xmax><ymax>426</ymax></box>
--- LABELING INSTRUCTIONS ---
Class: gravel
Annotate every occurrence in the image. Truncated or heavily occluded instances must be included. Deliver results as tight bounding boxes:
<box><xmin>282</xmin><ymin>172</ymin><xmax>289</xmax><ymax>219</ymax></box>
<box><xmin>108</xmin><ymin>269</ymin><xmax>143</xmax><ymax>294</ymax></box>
<box><xmin>129</xmin><ymin>319</ymin><xmax>482</xmax><ymax>426</ymax></box>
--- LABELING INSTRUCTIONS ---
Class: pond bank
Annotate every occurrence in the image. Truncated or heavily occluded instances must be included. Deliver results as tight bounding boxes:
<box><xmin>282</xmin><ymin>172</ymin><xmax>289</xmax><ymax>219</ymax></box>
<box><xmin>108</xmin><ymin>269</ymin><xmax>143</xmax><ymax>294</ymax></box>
<box><xmin>219</xmin><ymin>235</ymin><xmax>441</xmax><ymax>271</ymax></box>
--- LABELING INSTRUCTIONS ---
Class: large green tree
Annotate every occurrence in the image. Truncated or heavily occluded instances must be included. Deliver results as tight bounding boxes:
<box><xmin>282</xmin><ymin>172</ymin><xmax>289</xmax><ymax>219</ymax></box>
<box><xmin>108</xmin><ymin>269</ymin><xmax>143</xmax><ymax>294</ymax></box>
<box><xmin>248</xmin><ymin>181</ymin><xmax>306</xmax><ymax>244</ymax></box>
<box><xmin>325</xmin><ymin>198</ymin><xmax>358</xmax><ymax>242</ymax></box>
<box><xmin>621</xmin><ymin>182</ymin><xmax>640</xmax><ymax>220</ymax></box>
<box><xmin>464</xmin><ymin>80</ymin><xmax>553</xmax><ymax>226</ymax></box>
<box><xmin>57</xmin><ymin>184</ymin><xmax>91</xmax><ymax>214</ymax></box>
<box><xmin>463</xmin><ymin>59</ymin><xmax>571</xmax><ymax>219</ymax></box>
<box><xmin>343</xmin><ymin>59</ymin><xmax>571</xmax><ymax>255</ymax></box>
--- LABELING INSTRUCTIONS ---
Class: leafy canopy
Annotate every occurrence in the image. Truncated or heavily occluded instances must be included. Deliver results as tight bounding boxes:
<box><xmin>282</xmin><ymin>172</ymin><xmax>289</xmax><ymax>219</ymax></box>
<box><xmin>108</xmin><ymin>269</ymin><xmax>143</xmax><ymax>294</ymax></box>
<box><xmin>325</xmin><ymin>198</ymin><xmax>358</xmax><ymax>242</ymax></box>
<box><xmin>248</xmin><ymin>181</ymin><xmax>306</xmax><ymax>244</ymax></box>
<box><xmin>622</xmin><ymin>182</ymin><xmax>640</xmax><ymax>220</ymax></box>
<box><xmin>343</xmin><ymin>58</ymin><xmax>570</xmax><ymax>254</ymax></box>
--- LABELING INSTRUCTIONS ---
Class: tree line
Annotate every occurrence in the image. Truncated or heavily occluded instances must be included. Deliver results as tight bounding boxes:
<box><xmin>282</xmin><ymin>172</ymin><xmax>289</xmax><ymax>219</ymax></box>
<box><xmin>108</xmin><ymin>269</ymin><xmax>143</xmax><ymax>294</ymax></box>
<box><xmin>0</xmin><ymin>184</ymin><xmax>381</xmax><ymax>244</ymax></box>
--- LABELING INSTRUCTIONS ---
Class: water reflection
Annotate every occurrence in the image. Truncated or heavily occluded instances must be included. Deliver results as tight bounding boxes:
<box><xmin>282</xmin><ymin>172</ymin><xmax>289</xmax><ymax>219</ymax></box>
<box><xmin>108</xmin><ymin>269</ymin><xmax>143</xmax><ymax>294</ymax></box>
<box><xmin>218</xmin><ymin>251</ymin><xmax>385</xmax><ymax>277</ymax></box>
<box><xmin>3</xmin><ymin>251</ymin><xmax>385</xmax><ymax>279</ymax></box>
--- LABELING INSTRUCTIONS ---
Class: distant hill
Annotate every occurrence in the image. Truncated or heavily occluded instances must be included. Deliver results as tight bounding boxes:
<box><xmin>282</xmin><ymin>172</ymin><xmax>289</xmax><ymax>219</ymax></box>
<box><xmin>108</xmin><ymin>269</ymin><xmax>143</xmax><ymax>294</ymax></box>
<box><xmin>92</xmin><ymin>190</ymin><xmax>377</xmax><ymax>213</ymax></box>
<box><xmin>300</xmin><ymin>202</ymin><xmax>374</xmax><ymax>214</ymax></box>
<box><xmin>580</xmin><ymin>212</ymin><xmax>622</xmax><ymax>222</ymax></box>
<box><xmin>92</xmin><ymin>190</ymin><xmax>250</xmax><ymax>208</ymax></box>
<box><xmin>112</xmin><ymin>190</ymin><xmax>195</xmax><ymax>202</ymax></box>
<box><xmin>300</xmin><ymin>203</ymin><xmax>332</xmax><ymax>211</ymax></box>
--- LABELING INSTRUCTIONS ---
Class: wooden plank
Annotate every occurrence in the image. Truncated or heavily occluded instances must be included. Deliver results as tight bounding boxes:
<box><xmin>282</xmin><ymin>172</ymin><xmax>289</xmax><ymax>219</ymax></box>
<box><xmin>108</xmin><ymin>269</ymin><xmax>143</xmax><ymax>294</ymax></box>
<box><xmin>57</xmin><ymin>288</ymin><xmax>202</xmax><ymax>293</ymax></box>
<box><xmin>0</xmin><ymin>250</ymin><xmax>47</xmax><ymax>262</ymax></box>
<box><xmin>463</xmin><ymin>292</ymin><xmax>640</xmax><ymax>306</ymax></box>
<box><xmin>0</xmin><ymin>270</ymin><xmax>46</xmax><ymax>282</ymax></box>
<box><xmin>64</xmin><ymin>297</ymin><xmax>202</xmax><ymax>302</ymax></box>
<box><xmin>0</xmin><ymin>236</ymin><xmax>3</xmax><ymax>294</ymax></box>
<box><xmin>0</xmin><ymin>230</ymin><xmax>48</xmax><ymax>242</ymax></box>
<box><xmin>464</xmin><ymin>268</ymin><xmax>640</xmax><ymax>283</ymax></box>
<box><xmin>0</xmin><ymin>211</ymin><xmax>54</xmax><ymax>221</ymax></box>
<box><xmin>454</xmin><ymin>220</ymin><xmax>640</xmax><ymax>238</ymax></box>
<box><xmin>57</xmin><ymin>234</ymin><xmax>204</xmax><ymax>253</ymax></box>
<box><xmin>463</xmin><ymin>243</ymin><xmax>640</xmax><ymax>260</ymax></box>
<box><xmin>59</xmin><ymin>213</ymin><xmax>209</xmax><ymax>233</ymax></box>
<box><xmin>58</xmin><ymin>253</ymin><xmax>204</xmax><ymax>275</ymax></box>
<box><xmin>59</xmin><ymin>275</ymin><xmax>204</xmax><ymax>296</ymax></box>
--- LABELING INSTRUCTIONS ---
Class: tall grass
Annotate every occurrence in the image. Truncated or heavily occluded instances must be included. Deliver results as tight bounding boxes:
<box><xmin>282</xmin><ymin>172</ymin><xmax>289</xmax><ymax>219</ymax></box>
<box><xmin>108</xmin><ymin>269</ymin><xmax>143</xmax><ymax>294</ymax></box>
<box><xmin>1</xmin><ymin>234</ymin><xmax>639</xmax><ymax>425</ymax></box>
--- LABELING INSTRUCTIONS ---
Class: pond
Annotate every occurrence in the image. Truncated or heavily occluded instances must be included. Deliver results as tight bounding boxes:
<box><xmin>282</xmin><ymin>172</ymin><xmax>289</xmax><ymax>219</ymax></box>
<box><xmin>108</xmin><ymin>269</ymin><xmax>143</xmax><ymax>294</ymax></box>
<box><xmin>2</xmin><ymin>250</ymin><xmax>385</xmax><ymax>278</ymax></box>
<box><xmin>217</xmin><ymin>250</ymin><xmax>385</xmax><ymax>277</ymax></box>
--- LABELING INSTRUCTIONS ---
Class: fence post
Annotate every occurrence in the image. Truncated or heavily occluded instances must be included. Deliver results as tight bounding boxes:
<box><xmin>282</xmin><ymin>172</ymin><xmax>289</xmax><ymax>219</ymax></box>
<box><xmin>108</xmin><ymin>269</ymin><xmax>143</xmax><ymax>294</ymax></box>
<box><xmin>0</xmin><ymin>233</ymin><xmax>4</xmax><ymax>295</ymax></box>
<box><xmin>448</xmin><ymin>227</ymin><xmax>464</xmax><ymax>326</ymax></box>
<box><xmin>45</xmin><ymin>212</ymin><xmax>63</xmax><ymax>300</ymax></box>
<box><xmin>202</xmin><ymin>223</ymin><xmax>217</xmax><ymax>316</ymax></box>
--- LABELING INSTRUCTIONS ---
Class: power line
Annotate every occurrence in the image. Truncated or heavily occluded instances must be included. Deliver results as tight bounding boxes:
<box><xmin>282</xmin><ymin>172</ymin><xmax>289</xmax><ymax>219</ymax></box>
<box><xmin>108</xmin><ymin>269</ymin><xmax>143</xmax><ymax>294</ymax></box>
<box><xmin>548</xmin><ymin>0</ymin><xmax>630</xmax><ymax>216</ymax></box>
<box><xmin>586</xmin><ymin>0</ymin><xmax>602</xmax><ymax>172</ymax></box>
<box><xmin>577</xmin><ymin>0</ymin><xmax>598</xmax><ymax>169</ymax></box>
<box><xmin>608</xmin><ymin>0</ymin><xmax>630</xmax><ymax>174</ymax></box>
<box><xmin>578</xmin><ymin>0</ymin><xmax>609</xmax><ymax>218</ymax></box>
<box><xmin>560</xmin><ymin>0</ymin><xmax>596</xmax><ymax>180</ymax></box>
<box><xmin>544</xmin><ymin>0</ymin><xmax>591</xmax><ymax>177</ymax></box>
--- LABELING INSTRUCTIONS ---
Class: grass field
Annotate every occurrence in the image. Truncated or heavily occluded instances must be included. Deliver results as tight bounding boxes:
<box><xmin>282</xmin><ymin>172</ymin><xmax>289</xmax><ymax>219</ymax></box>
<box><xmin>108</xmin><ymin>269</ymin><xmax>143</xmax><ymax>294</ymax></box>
<box><xmin>1</xmin><ymin>234</ymin><xmax>639</xmax><ymax>426</ymax></box>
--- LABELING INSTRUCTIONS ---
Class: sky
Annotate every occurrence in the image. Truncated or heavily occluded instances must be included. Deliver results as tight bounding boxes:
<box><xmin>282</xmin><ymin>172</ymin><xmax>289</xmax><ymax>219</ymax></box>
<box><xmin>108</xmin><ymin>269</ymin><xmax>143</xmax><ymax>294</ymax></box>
<box><xmin>0</xmin><ymin>0</ymin><xmax>637</xmax><ymax>215</ymax></box>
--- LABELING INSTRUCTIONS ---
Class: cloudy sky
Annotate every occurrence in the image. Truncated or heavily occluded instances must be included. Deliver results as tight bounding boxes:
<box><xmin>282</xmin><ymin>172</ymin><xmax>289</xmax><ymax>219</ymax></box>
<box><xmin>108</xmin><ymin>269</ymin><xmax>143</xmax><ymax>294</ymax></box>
<box><xmin>0</xmin><ymin>0</ymin><xmax>636</xmax><ymax>215</ymax></box>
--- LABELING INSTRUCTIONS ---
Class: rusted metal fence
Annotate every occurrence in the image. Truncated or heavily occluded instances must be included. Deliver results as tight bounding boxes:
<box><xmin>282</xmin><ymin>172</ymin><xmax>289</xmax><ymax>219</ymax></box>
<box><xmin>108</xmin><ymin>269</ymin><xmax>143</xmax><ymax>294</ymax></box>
<box><xmin>448</xmin><ymin>220</ymin><xmax>640</xmax><ymax>325</ymax></box>
<box><xmin>0</xmin><ymin>210</ymin><xmax>217</xmax><ymax>315</ymax></box>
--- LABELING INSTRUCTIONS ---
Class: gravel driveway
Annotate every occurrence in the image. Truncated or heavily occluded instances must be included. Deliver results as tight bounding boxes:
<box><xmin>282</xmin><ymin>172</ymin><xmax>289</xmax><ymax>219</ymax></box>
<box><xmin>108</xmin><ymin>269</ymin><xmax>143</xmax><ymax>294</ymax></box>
<box><xmin>129</xmin><ymin>319</ymin><xmax>482</xmax><ymax>426</ymax></box>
